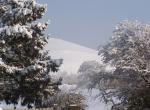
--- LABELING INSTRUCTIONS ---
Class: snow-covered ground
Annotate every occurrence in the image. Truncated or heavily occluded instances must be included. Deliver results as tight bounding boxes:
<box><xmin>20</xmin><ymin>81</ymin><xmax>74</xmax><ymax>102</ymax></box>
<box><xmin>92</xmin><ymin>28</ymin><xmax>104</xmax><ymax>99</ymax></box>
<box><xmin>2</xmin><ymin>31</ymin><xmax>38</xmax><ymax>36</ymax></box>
<box><xmin>83</xmin><ymin>89</ymin><xmax>111</xmax><ymax>110</ymax></box>
<box><xmin>0</xmin><ymin>101</ymin><xmax>27</xmax><ymax>110</ymax></box>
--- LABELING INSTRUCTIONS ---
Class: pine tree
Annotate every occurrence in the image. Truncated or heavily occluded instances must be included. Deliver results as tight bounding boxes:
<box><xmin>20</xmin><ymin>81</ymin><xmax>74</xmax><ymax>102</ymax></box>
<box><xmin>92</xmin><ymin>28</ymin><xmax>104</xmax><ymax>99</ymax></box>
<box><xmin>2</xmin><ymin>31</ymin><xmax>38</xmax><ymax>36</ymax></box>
<box><xmin>0</xmin><ymin>0</ymin><xmax>62</xmax><ymax>108</ymax></box>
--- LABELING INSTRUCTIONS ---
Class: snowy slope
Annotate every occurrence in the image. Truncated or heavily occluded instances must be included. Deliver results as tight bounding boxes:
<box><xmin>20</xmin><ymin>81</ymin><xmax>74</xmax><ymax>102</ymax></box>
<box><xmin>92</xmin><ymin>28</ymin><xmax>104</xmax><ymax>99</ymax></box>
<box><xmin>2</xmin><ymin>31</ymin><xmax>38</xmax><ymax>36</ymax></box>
<box><xmin>46</xmin><ymin>38</ymin><xmax>111</xmax><ymax>110</ymax></box>
<box><xmin>46</xmin><ymin>38</ymin><xmax>101</xmax><ymax>73</ymax></box>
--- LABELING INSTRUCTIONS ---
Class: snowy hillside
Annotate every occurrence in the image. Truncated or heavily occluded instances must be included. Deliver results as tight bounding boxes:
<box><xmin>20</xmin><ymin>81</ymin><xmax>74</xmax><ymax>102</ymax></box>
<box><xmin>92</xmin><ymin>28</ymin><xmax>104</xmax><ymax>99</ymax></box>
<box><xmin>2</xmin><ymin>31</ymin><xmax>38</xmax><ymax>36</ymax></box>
<box><xmin>46</xmin><ymin>38</ymin><xmax>101</xmax><ymax>73</ymax></box>
<box><xmin>46</xmin><ymin>38</ymin><xmax>111</xmax><ymax>110</ymax></box>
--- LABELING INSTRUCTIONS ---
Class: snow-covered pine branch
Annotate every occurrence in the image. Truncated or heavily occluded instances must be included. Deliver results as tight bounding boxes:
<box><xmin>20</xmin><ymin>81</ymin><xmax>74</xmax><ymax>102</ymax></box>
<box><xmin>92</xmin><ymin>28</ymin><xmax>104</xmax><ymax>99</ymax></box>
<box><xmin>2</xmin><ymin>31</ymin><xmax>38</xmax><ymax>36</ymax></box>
<box><xmin>0</xmin><ymin>0</ymin><xmax>63</xmax><ymax>108</ymax></box>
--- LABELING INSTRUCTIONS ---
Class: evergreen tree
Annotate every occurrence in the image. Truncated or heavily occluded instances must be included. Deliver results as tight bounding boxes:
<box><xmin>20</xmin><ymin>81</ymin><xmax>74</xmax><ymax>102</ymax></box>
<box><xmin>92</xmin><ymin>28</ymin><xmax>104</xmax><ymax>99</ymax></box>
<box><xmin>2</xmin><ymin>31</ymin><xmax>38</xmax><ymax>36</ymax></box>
<box><xmin>0</xmin><ymin>0</ymin><xmax>62</xmax><ymax>108</ymax></box>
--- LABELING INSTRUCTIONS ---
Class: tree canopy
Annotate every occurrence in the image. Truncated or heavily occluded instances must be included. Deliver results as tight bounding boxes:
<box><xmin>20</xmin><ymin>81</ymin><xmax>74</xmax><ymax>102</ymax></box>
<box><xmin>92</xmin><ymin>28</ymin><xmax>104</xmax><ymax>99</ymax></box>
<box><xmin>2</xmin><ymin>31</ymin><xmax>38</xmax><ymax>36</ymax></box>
<box><xmin>80</xmin><ymin>20</ymin><xmax>150</xmax><ymax>110</ymax></box>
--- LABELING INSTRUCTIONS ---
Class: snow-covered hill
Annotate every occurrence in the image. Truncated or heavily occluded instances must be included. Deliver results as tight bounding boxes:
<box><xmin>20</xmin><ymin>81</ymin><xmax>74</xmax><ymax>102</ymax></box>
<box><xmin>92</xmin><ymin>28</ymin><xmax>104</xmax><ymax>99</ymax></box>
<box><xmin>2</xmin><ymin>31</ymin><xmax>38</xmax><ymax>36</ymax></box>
<box><xmin>46</xmin><ymin>38</ymin><xmax>111</xmax><ymax>110</ymax></box>
<box><xmin>46</xmin><ymin>38</ymin><xmax>101</xmax><ymax>73</ymax></box>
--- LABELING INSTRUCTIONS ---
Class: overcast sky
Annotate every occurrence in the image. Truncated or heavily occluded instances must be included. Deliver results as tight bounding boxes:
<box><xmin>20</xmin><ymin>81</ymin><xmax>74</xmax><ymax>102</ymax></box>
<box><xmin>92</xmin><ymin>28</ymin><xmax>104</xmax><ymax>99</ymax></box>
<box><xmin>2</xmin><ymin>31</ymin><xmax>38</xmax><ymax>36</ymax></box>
<box><xmin>38</xmin><ymin>0</ymin><xmax>150</xmax><ymax>49</ymax></box>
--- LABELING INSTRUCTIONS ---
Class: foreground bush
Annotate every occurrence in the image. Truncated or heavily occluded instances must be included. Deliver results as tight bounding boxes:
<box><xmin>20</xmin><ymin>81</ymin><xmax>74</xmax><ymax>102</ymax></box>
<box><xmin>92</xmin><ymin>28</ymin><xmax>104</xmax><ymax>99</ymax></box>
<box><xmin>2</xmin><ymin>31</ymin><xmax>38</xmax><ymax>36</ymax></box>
<box><xmin>36</xmin><ymin>92</ymin><xmax>85</xmax><ymax>110</ymax></box>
